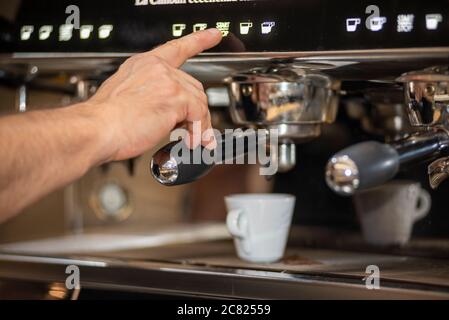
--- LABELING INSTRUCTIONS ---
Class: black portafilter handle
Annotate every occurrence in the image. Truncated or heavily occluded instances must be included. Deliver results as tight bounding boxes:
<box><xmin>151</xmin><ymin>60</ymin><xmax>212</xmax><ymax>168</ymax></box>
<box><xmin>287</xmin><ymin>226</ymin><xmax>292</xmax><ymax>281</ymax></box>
<box><xmin>150</xmin><ymin>131</ymin><xmax>261</xmax><ymax>186</ymax></box>
<box><xmin>325</xmin><ymin>131</ymin><xmax>449</xmax><ymax>196</ymax></box>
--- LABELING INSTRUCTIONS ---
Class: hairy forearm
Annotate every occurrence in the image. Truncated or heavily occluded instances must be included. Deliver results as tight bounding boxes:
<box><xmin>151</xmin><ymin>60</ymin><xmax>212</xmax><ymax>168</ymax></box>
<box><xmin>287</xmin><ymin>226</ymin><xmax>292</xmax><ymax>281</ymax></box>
<box><xmin>0</xmin><ymin>103</ymin><xmax>107</xmax><ymax>222</ymax></box>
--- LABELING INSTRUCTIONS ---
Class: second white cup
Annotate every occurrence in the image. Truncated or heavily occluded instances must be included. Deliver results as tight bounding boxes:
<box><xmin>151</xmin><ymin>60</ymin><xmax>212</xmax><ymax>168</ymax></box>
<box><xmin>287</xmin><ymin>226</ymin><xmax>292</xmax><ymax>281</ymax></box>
<box><xmin>225</xmin><ymin>194</ymin><xmax>296</xmax><ymax>263</ymax></box>
<box><xmin>354</xmin><ymin>180</ymin><xmax>431</xmax><ymax>246</ymax></box>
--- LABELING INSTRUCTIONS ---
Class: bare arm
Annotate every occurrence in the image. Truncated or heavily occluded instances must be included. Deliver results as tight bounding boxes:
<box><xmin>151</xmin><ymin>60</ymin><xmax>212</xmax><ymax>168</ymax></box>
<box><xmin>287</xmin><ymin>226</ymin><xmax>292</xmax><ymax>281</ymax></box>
<box><xmin>0</xmin><ymin>105</ymin><xmax>104</xmax><ymax>222</ymax></box>
<box><xmin>0</xmin><ymin>29</ymin><xmax>222</xmax><ymax>222</ymax></box>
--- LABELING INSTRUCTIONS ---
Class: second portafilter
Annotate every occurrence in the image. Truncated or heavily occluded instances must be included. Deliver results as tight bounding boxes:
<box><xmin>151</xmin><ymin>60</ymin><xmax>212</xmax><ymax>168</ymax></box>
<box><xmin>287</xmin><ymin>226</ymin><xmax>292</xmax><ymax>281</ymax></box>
<box><xmin>326</xmin><ymin>66</ymin><xmax>449</xmax><ymax>195</ymax></box>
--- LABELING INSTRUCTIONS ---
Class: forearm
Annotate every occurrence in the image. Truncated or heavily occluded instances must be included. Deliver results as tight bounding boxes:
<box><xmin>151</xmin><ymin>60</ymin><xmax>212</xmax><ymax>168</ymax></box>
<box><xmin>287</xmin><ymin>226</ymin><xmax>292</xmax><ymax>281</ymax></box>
<box><xmin>0</xmin><ymin>29</ymin><xmax>222</xmax><ymax>223</ymax></box>
<box><xmin>0</xmin><ymin>103</ymin><xmax>107</xmax><ymax>222</ymax></box>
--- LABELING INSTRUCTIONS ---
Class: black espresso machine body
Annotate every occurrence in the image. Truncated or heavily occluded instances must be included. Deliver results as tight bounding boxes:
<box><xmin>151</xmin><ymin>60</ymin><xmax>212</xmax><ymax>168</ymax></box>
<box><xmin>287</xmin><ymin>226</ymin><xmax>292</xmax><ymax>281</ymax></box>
<box><xmin>2</xmin><ymin>0</ymin><xmax>449</xmax><ymax>241</ymax></box>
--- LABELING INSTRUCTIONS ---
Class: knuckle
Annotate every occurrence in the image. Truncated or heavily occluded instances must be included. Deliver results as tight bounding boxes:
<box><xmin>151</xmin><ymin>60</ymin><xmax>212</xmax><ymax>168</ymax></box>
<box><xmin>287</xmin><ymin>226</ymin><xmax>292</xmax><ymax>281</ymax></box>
<box><xmin>128</xmin><ymin>54</ymin><xmax>142</xmax><ymax>63</ymax></box>
<box><xmin>198</xmin><ymin>102</ymin><xmax>208</xmax><ymax>116</ymax></box>
<box><xmin>179</xmin><ymin>102</ymin><xmax>189</xmax><ymax>120</ymax></box>
<box><xmin>183</xmin><ymin>73</ymin><xmax>204</xmax><ymax>90</ymax></box>
<box><xmin>118</xmin><ymin>60</ymin><xmax>130</xmax><ymax>72</ymax></box>
<box><xmin>123</xmin><ymin>54</ymin><xmax>143</xmax><ymax>69</ymax></box>
<box><xmin>202</xmin><ymin>104</ymin><xmax>209</xmax><ymax>117</ymax></box>
<box><xmin>169</xmin><ymin>82</ymin><xmax>183</xmax><ymax>96</ymax></box>
<box><xmin>156</xmin><ymin>104</ymin><xmax>179</xmax><ymax>127</ymax></box>
<box><xmin>121</xmin><ymin>55</ymin><xmax>144</xmax><ymax>73</ymax></box>
<box><xmin>195</xmin><ymin>102</ymin><xmax>207</xmax><ymax>119</ymax></box>
<box><xmin>145</xmin><ymin>54</ymin><xmax>163</xmax><ymax>66</ymax></box>
<box><xmin>194</xmin><ymin>79</ymin><xmax>205</xmax><ymax>91</ymax></box>
<box><xmin>185</xmin><ymin>100</ymin><xmax>201</xmax><ymax>117</ymax></box>
<box><xmin>197</xmin><ymin>93</ymin><xmax>208</xmax><ymax>110</ymax></box>
<box><xmin>170</xmin><ymin>100</ymin><xmax>188</xmax><ymax>122</ymax></box>
<box><xmin>199</xmin><ymin>91</ymin><xmax>208</xmax><ymax>105</ymax></box>
<box><xmin>153</xmin><ymin>62</ymin><xmax>169</xmax><ymax>75</ymax></box>
<box><xmin>139</xmin><ymin>55</ymin><xmax>164</xmax><ymax>72</ymax></box>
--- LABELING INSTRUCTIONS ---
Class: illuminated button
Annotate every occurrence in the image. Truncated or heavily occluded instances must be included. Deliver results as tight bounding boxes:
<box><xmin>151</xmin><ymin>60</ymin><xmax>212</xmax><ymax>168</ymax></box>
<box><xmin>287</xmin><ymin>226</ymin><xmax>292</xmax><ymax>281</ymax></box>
<box><xmin>261</xmin><ymin>21</ymin><xmax>275</xmax><ymax>34</ymax></box>
<box><xmin>20</xmin><ymin>25</ymin><xmax>34</xmax><ymax>41</ymax></box>
<box><xmin>216</xmin><ymin>22</ymin><xmax>230</xmax><ymax>37</ymax></box>
<box><xmin>172</xmin><ymin>24</ymin><xmax>186</xmax><ymax>37</ymax></box>
<box><xmin>59</xmin><ymin>24</ymin><xmax>74</xmax><ymax>41</ymax></box>
<box><xmin>367</xmin><ymin>16</ymin><xmax>387</xmax><ymax>32</ymax></box>
<box><xmin>99</xmin><ymin>25</ymin><xmax>114</xmax><ymax>39</ymax></box>
<box><xmin>80</xmin><ymin>25</ymin><xmax>94</xmax><ymax>40</ymax></box>
<box><xmin>426</xmin><ymin>14</ymin><xmax>443</xmax><ymax>30</ymax></box>
<box><xmin>193</xmin><ymin>23</ymin><xmax>207</xmax><ymax>32</ymax></box>
<box><xmin>239</xmin><ymin>22</ymin><xmax>253</xmax><ymax>35</ymax></box>
<box><xmin>397</xmin><ymin>14</ymin><xmax>414</xmax><ymax>33</ymax></box>
<box><xmin>39</xmin><ymin>26</ymin><xmax>53</xmax><ymax>40</ymax></box>
<box><xmin>346</xmin><ymin>18</ymin><xmax>361</xmax><ymax>32</ymax></box>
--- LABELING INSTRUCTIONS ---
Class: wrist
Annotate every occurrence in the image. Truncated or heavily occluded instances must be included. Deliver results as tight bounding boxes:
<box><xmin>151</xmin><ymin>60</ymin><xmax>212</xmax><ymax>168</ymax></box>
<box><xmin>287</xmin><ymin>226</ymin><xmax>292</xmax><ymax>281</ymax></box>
<box><xmin>68</xmin><ymin>101</ymin><xmax>118</xmax><ymax>167</ymax></box>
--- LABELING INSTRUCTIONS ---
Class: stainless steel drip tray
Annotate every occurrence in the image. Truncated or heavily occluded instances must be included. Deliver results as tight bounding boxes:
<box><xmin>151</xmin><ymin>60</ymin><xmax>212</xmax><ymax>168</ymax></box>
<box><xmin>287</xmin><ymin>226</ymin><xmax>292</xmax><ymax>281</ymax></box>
<box><xmin>2</xmin><ymin>239</ymin><xmax>449</xmax><ymax>298</ymax></box>
<box><xmin>2</xmin><ymin>225</ymin><xmax>449</xmax><ymax>298</ymax></box>
<box><xmin>89</xmin><ymin>238</ymin><xmax>449</xmax><ymax>290</ymax></box>
<box><xmin>62</xmin><ymin>225</ymin><xmax>449</xmax><ymax>293</ymax></box>
<box><xmin>2</xmin><ymin>225</ymin><xmax>449</xmax><ymax>287</ymax></box>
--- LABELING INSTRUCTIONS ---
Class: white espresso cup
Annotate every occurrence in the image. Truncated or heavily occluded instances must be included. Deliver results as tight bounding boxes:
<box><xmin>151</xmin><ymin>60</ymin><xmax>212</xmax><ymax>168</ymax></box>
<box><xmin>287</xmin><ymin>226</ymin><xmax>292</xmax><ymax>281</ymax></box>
<box><xmin>354</xmin><ymin>180</ymin><xmax>431</xmax><ymax>246</ymax></box>
<box><xmin>225</xmin><ymin>194</ymin><xmax>296</xmax><ymax>263</ymax></box>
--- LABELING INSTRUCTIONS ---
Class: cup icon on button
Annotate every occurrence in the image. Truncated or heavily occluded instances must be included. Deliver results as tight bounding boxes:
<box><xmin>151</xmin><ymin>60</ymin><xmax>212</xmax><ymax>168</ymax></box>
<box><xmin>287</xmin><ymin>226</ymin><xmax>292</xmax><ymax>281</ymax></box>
<box><xmin>426</xmin><ymin>14</ymin><xmax>443</xmax><ymax>30</ymax></box>
<box><xmin>99</xmin><ymin>25</ymin><xmax>113</xmax><ymax>39</ymax></box>
<box><xmin>368</xmin><ymin>17</ymin><xmax>387</xmax><ymax>32</ymax></box>
<box><xmin>39</xmin><ymin>25</ymin><xmax>53</xmax><ymax>40</ymax></box>
<box><xmin>346</xmin><ymin>18</ymin><xmax>361</xmax><ymax>32</ymax></box>
<box><xmin>193</xmin><ymin>23</ymin><xmax>208</xmax><ymax>32</ymax></box>
<box><xmin>261</xmin><ymin>22</ymin><xmax>275</xmax><ymax>34</ymax></box>
<box><xmin>240</xmin><ymin>22</ymin><xmax>253</xmax><ymax>35</ymax></box>
<box><xmin>172</xmin><ymin>24</ymin><xmax>186</xmax><ymax>37</ymax></box>
<box><xmin>20</xmin><ymin>25</ymin><xmax>34</xmax><ymax>41</ymax></box>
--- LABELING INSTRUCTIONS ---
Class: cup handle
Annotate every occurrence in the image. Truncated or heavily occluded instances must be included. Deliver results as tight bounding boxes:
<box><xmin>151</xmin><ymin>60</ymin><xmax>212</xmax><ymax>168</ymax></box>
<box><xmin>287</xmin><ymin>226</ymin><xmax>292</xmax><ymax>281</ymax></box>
<box><xmin>226</xmin><ymin>209</ymin><xmax>248</xmax><ymax>239</ymax></box>
<box><xmin>414</xmin><ymin>189</ymin><xmax>431</xmax><ymax>221</ymax></box>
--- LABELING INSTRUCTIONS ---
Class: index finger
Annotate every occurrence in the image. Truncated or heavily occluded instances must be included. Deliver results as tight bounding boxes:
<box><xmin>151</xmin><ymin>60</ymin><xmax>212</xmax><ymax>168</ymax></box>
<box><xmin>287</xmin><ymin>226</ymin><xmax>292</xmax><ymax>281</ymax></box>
<box><xmin>150</xmin><ymin>28</ymin><xmax>223</xmax><ymax>68</ymax></box>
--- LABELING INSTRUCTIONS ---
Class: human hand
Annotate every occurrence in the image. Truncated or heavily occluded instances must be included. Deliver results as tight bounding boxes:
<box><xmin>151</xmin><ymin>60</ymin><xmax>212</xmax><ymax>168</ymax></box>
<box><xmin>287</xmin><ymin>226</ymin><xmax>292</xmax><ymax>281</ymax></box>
<box><xmin>83</xmin><ymin>28</ymin><xmax>222</xmax><ymax>163</ymax></box>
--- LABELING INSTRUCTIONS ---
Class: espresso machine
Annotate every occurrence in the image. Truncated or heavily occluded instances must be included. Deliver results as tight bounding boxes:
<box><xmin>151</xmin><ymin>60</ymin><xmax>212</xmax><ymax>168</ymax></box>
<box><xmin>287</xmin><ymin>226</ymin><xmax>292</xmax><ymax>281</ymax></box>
<box><xmin>2</xmin><ymin>0</ymin><xmax>449</xmax><ymax>299</ymax></box>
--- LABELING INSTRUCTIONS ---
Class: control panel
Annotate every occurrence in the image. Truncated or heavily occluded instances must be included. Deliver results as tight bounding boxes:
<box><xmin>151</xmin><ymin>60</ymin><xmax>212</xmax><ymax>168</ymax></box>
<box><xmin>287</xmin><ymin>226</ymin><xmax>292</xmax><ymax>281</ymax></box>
<box><xmin>2</xmin><ymin>0</ymin><xmax>449</xmax><ymax>53</ymax></box>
